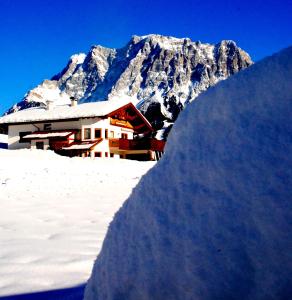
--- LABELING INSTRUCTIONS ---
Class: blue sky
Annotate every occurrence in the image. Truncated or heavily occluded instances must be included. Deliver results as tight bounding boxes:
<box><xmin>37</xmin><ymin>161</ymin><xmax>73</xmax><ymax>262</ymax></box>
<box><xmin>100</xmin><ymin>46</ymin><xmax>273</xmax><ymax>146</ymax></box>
<box><xmin>0</xmin><ymin>0</ymin><xmax>291</xmax><ymax>114</ymax></box>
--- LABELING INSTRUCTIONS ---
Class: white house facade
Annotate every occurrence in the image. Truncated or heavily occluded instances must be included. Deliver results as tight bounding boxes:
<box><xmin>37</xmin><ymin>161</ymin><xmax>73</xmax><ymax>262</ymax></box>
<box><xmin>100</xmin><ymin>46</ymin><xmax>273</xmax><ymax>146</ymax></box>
<box><xmin>0</xmin><ymin>100</ymin><xmax>165</xmax><ymax>160</ymax></box>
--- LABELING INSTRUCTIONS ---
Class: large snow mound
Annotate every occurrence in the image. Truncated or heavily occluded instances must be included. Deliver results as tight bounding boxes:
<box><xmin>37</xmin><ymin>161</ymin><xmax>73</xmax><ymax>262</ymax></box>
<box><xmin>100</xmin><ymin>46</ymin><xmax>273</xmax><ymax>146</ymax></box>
<box><xmin>84</xmin><ymin>47</ymin><xmax>292</xmax><ymax>300</ymax></box>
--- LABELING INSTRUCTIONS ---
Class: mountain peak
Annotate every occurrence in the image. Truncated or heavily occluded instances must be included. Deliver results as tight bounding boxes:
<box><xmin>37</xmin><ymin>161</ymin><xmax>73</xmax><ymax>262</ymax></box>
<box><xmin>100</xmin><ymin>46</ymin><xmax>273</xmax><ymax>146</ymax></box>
<box><xmin>131</xmin><ymin>34</ymin><xmax>206</xmax><ymax>50</ymax></box>
<box><xmin>70</xmin><ymin>53</ymin><xmax>86</xmax><ymax>64</ymax></box>
<box><xmin>5</xmin><ymin>34</ymin><xmax>253</xmax><ymax>138</ymax></box>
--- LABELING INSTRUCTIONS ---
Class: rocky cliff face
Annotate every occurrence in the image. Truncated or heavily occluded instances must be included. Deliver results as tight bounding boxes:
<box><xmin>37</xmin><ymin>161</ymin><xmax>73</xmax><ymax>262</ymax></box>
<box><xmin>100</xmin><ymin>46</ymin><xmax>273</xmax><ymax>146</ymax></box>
<box><xmin>6</xmin><ymin>35</ymin><xmax>252</xmax><ymax>138</ymax></box>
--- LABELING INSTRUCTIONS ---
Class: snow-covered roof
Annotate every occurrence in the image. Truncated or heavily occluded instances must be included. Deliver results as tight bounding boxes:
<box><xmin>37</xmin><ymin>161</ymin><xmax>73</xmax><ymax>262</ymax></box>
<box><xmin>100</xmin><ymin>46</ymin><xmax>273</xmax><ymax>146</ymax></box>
<box><xmin>62</xmin><ymin>141</ymin><xmax>98</xmax><ymax>150</ymax></box>
<box><xmin>0</xmin><ymin>100</ymin><xmax>132</xmax><ymax>125</ymax></box>
<box><xmin>23</xmin><ymin>131</ymin><xmax>74</xmax><ymax>139</ymax></box>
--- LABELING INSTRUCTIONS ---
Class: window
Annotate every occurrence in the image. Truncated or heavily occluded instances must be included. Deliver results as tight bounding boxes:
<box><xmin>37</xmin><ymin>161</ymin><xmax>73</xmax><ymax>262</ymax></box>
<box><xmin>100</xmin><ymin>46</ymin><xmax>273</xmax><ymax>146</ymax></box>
<box><xmin>95</xmin><ymin>152</ymin><xmax>101</xmax><ymax>157</ymax></box>
<box><xmin>84</xmin><ymin>128</ymin><xmax>91</xmax><ymax>140</ymax></box>
<box><xmin>76</xmin><ymin>131</ymin><xmax>81</xmax><ymax>141</ymax></box>
<box><xmin>110</xmin><ymin>153</ymin><xmax>114</xmax><ymax>158</ymax></box>
<box><xmin>44</xmin><ymin>123</ymin><xmax>52</xmax><ymax>131</ymax></box>
<box><xmin>95</xmin><ymin>129</ymin><xmax>102</xmax><ymax>139</ymax></box>
<box><xmin>19</xmin><ymin>131</ymin><xmax>32</xmax><ymax>143</ymax></box>
<box><xmin>110</xmin><ymin>131</ymin><xmax>114</xmax><ymax>138</ymax></box>
<box><xmin>105</xmin><ymin>152</ymin><xmax>108</xmax><ymax>157</ymax></box>
<box><xmin>121</xmin><ymin>133</ymin><xmax>128</xmax><ymax>139</ymax></box>
<box><xmin>36</xmin><ymin>141</ymin><xmax>44</xmax><ymax>150</ymax></box>
<box><xmin>105</xmin><ymin>129</ymin><xmax>108</xmax><ymax>139</ymax></box>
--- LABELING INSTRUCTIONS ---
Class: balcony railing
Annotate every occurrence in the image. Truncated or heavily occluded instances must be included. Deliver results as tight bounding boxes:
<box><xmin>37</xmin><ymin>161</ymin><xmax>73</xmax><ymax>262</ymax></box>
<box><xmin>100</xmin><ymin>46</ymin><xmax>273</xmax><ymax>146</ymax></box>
<box><xmin>108</xmin><ymin>139</ymin><xmax>120</xmax><ymax>148</ymax></box>
<box><xmin>109</xmin><ymin>138</ymin><xmax>165</xmax><ymax>152</ymax></box>
<box><xmin>50</xmin><ymin>140</ymin><xmax>71</xmax><ymax>151</ymax></box>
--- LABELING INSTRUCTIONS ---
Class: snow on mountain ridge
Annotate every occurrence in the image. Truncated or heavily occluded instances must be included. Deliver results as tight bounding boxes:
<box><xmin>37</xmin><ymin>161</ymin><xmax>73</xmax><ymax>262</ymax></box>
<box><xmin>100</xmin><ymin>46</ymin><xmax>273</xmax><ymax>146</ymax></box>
<box><xmin>5</xmin><ymin>35</ymin><xmax>252</xmax><ymax>138</ymax></box>
<box><xmin>71</xmin><ymin>53</ymin><xmax>86</xmax><ymax>64</ymax></box>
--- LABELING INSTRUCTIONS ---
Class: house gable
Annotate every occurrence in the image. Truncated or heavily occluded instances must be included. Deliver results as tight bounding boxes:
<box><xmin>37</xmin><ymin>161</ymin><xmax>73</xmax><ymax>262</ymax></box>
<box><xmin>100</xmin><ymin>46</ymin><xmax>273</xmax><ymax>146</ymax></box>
<box><xmin>107</xmin><ymin>103</ymin><xmax>153</xmax><ymax>134</ymax></box>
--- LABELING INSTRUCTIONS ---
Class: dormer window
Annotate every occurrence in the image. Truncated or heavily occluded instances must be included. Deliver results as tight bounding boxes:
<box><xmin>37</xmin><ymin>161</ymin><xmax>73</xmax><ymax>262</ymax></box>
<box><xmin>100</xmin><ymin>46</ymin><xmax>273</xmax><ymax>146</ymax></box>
<box><xmin>44</xmin><ymin>123</ymin><xmax>52</xmax><ymax>131</ymax></box>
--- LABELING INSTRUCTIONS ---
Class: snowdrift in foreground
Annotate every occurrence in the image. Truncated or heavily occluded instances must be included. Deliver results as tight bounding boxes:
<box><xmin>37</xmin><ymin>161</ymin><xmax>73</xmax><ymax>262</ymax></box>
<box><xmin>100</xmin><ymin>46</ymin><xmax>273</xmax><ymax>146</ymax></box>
<box><xmin>84</xmin><ymin>47</ymin><xmax>292</xmax><ymax>300</ymax></box>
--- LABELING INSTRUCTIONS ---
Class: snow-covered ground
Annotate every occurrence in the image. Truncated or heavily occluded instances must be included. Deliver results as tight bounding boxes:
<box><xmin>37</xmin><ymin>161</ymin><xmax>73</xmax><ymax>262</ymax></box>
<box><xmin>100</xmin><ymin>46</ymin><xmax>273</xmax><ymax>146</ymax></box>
<box><xmin>0</xmin><ymin>150</ymin><xmax>154</xmax><ymax>297</ymax></box>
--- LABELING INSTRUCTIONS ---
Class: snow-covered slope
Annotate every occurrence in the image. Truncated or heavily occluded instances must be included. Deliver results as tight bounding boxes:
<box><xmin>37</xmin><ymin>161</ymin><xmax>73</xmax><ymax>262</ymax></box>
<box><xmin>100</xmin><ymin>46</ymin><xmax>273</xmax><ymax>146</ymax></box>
<box><xmin>84</xmin><ymin>47</ymin><xmax>292</xmax><ymax>300</ymax></box>
<box><xmin>0</xmin><ymin>150</ymin><xmax>154</xmax><ymax>296</ymax></box>
<box><xmin>6</xmin><ymin>35</ymin><xmax>252</xmax><ymax>138</ymax></box>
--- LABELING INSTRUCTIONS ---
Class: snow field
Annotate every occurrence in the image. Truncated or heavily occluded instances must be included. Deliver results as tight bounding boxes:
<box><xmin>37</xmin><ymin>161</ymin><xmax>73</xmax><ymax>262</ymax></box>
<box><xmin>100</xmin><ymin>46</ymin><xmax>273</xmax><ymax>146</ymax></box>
<box><xmin>0</xmin><ymin>150</ymin><xmax>154</xmax><ymax>296</ymax></box>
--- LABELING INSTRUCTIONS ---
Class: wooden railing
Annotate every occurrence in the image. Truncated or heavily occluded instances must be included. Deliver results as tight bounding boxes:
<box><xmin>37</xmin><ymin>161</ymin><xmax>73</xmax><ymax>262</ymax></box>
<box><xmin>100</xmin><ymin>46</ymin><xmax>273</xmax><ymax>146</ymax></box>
<box><xmin>108</xmin><ymin>139</ymin><xmax>120</xmax><ymax>148</ymax></box>
<box><xmin>50</xmin><ymin>140</ymin><xmax>71</xmax><ymax>150</ymax></box>
<box><xmin>109</xmin><ymin>138</ymin><xmax>165</xmax><ymax>152</ymax></box>
<box><xmin>149</xmin><ymin>139</ymin><xmax>165</xmax><ymax>152</ymax></box>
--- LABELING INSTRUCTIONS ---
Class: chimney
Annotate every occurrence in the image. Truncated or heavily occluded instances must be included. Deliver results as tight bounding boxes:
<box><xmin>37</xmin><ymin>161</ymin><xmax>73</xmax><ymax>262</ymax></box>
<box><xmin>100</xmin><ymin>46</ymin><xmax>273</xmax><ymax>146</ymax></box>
<box><xmin>46</xmin><ymin>100</ymin><xmax>54</xmax><ymax>110</ymax></box>
<box><xmin>70</xmin><ymin>97</ymin><xmax>77</xmax><ymax>107</ymax></box>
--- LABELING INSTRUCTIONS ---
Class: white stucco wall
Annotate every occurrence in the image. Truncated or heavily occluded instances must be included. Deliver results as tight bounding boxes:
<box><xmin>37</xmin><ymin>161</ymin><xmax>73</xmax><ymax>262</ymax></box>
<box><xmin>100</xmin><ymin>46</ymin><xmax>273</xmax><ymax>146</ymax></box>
<box><xmin>31</xmin><ymin>139</ymin><xmax>50</xmax><ymax>150</ymax></box>
<box><xmin>8</xmin><ymin>120</ymin><xmax>81</xmax><ymax>150</ymax></box>
<box><xmin>8</xmin><ymin>124</ymin><xmax>36</xmax><ymax>150</ymax></box>
<box><xmin>8</xmin><ymin>117</ymin><xmax>134</xmax><ymax>158</ymax></box>
<box><xmin>81</xmin><ymin>118</ymin><xmax>134</xmax><ymax>159</ymax></box>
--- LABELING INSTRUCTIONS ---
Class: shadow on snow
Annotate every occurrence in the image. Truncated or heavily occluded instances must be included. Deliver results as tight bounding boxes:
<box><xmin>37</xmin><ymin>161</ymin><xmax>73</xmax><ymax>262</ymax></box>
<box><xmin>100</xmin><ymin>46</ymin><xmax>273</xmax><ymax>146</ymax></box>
<box><xmin>0</xmin><ymin>284</ymin><xmax>85</xmax><ymax>300</ymax></box>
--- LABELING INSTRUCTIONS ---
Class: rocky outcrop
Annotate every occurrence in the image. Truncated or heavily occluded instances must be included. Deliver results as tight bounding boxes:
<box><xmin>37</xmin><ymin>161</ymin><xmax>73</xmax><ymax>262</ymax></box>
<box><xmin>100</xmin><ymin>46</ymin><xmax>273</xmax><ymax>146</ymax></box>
<box><xmin>6</xmin><ymin>35</ymin><xmax>252</xmax><ymax>138</ymax></box>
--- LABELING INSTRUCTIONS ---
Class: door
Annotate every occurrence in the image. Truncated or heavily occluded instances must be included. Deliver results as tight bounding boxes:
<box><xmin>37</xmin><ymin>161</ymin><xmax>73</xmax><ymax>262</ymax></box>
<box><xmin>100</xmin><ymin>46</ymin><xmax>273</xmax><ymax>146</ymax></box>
<box><xmin>36</xmin><ymin>141</ymin><xmax>44</xmax><ymax>150</ymax></box>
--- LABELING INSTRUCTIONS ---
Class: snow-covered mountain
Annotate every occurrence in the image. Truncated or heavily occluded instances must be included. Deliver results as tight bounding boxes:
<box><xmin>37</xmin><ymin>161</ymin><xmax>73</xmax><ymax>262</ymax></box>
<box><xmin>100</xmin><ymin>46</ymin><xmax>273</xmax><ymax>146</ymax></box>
<box><xmin>84</xmin><ymin>46</ymin><xmax>292</xmax><ymax>300</ymax></box>
<box><xmin>6</xmin><ymin>35</ymin><xmax>252</xmax><ymax>138</ymax></box>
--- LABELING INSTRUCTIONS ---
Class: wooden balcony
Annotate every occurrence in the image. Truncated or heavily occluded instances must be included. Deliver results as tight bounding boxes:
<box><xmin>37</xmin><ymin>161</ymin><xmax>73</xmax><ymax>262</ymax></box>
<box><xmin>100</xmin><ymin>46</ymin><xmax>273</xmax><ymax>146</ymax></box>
<box><xmin>109</xmin><ymin>138</ymin><xmax>165</xmax><ymax>152</ymax></box>
<box><xmin>108</xmin><ymin>139</ymin><xmax>120</xmax><ymax>148</ymax></box>
<box><xmin>50</xmin><ymin>140</ymin><xmax>72</xmax><ymax>151</ymax></box>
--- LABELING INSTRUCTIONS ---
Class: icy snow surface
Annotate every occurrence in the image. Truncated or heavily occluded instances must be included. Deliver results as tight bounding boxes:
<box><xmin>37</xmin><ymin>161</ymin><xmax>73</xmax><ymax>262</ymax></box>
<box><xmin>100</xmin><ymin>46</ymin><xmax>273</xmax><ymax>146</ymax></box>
<box><xmin>0</xmin><ymin>150</ymin><xmax>154</xmax><ymax>297</ymax></box>
<box><xmin>84</xmin><ymin>47</ymin><xmax>292</xmax><ymax>300</ymax></box>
